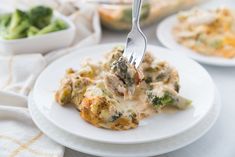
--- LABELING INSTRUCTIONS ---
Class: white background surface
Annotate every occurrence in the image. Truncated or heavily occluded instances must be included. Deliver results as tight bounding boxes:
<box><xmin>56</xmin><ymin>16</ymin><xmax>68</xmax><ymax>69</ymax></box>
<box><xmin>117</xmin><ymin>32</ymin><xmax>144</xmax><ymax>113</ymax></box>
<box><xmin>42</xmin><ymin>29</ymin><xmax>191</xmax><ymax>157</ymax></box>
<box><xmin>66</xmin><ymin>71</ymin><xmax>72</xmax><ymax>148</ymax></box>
<box><xmin>64</xmin><ymin>0</ymin><xmax>235</xmax><ymax>156</ymax></box>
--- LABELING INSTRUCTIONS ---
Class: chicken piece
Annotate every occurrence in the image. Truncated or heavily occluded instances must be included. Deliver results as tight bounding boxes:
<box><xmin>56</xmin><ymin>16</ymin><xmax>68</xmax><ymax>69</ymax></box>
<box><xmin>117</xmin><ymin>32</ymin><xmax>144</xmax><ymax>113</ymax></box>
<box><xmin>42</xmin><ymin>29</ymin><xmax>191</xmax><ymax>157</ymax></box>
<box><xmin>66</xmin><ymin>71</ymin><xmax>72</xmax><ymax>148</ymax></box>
<box><xmin>177</xmin><ymin>8</ymin><xmax>217</xmax><ymax>26</ymax></box>
<box><xmin>142</xmin><ymin>57</ymin><xmax>180</xmax><ymax>92</ymax></box>
<box><xmin>55</xmin><ymin>75</ymin><xmax>72</xmax><ymax>105</ymax></box>
<box><xmin>105</xmin><ymin>56</ymin><xmax>142</xmax><ymax>98</ymax></box>
<box><xmin>55</xmin><ymin>70</ymin><xmax>92</xmax><ymax>109</ymax></box>
<box><xmin>78</xmin><ymin>62</ymin><xmax>100</xmax><ymax>79</ymax></box>
<box><xmin>104</xmin><ymin>73</ymin><xmax>127</xmax><ymax>96</ymax></box>
<box><xmin>140</xmin><ymin>52</ymin><xmax>154</xmax><ymax>70</ymax></box>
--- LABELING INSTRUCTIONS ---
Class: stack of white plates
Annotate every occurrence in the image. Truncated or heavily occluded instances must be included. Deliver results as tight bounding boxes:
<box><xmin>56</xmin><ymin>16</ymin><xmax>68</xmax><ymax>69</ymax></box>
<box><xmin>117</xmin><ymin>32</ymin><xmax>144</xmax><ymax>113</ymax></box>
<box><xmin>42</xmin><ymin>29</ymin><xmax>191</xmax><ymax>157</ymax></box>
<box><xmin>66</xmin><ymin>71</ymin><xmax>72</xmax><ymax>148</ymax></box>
<box><xmin>28</xmin><ymin>44</ymin><xmax>221</xmax><ymax>157</ymax></box>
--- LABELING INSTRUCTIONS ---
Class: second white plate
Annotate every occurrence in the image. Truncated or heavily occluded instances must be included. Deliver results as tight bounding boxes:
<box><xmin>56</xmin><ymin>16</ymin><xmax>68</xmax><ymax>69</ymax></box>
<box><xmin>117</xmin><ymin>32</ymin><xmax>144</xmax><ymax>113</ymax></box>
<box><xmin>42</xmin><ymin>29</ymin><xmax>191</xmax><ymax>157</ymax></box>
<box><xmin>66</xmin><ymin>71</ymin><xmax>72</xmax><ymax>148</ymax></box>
<box><xmin>157</xmin><ymin>15</ymin><xmax>235</xmax><ymax>66</ymax></box>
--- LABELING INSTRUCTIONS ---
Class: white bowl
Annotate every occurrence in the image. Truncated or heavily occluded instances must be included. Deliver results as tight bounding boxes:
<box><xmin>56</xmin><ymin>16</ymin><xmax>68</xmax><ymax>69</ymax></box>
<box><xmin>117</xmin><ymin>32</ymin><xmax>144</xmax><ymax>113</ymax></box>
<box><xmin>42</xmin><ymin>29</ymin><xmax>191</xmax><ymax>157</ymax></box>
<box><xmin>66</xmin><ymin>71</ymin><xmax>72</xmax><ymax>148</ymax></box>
<box><xmin>0</xmin><ymin>12</ymin><xmax>75</xmax><ymax>55</ymax></box>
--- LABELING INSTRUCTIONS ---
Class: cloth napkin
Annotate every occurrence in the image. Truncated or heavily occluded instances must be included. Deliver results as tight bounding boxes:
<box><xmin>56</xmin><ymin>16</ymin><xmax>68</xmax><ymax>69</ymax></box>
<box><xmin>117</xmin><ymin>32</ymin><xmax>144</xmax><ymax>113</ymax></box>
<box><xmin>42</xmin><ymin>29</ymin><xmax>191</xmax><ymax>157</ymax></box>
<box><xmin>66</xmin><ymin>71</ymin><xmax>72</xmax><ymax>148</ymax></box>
<box><xmin>0</xmin><ymin>0</ymin><xmax>101</xmax><ymax>156</ymax></box>
<box><xmin>0</xmin><ymin>92</ymin><xmax>64</xmax><ymax>157</ymax></box>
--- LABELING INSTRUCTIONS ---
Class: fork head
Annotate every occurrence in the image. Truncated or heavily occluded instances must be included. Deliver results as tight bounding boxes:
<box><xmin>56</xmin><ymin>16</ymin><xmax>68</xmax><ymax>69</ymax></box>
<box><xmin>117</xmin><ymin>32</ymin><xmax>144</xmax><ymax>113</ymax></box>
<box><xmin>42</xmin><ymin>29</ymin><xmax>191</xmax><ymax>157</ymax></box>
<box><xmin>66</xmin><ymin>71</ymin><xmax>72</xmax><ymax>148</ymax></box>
<box><xmin>123</xmin><ymin>26</ymin><xmax>147</xmax><ymax>69</ymax></box>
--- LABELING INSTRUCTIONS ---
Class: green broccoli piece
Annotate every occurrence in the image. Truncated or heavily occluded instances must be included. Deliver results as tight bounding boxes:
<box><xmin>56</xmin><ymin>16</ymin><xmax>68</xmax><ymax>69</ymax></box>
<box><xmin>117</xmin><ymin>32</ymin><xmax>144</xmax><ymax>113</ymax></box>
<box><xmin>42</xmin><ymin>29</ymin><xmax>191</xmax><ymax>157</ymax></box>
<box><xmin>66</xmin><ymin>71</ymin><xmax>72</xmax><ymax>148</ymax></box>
<box><xmin>145</xmin><ymin>76</ymin><xmax>152</xmax><ymax>84</ymax></box>
<box><xmin>27</xmin><ymin>26</ymin><xmax>39</xmax><ymax>37</ymax></box>
<box><xmin>147</xmin><ymin>90</ymin><xmax>191</xmax><ymax>110</ymax></box>
<box><xmin>3</xmin><ymin>9</ymin><xmax>30</xmax><ymax>40</ymax></box>
<box><xmin>121</xmin><ymin>3</ymin><xmax>150</xmax><ymax>23</ymax></box>
<box><xmin>8</xmin><ymin>10</ymin><xmax>28</xmax><ymax>31</ymax></box>
<box><xmin>0</xmin><ymin>13</ymin><xmax>11</xmax><ymax>38</ymax></box>
<box><xmin>36</xmin><ymin>19</ymin><xmax>68</xmax><ymax>35</ymax></box>
<box><xmin>29</xmin><ymin>5</ymin><xmax>53</xmax><ymax>29</ymax></box>
<box><xmin>147</xmin><ymin>91</ymin><xmax>174</xmax><ymax>108</ymax></box>
<box><xmin>0</xmin><ymin>13</ymin><xmax>11</xmax><ymax>27</ymax></box>
<box><xmin>0</xmin><ymin>6</ymin><xmax>67</xmax><ymax>39</ymax></box>
<box><xmin>111</xmin><ymin>57</ymin><xmax>135</xmax><ymax>87</ymax></box>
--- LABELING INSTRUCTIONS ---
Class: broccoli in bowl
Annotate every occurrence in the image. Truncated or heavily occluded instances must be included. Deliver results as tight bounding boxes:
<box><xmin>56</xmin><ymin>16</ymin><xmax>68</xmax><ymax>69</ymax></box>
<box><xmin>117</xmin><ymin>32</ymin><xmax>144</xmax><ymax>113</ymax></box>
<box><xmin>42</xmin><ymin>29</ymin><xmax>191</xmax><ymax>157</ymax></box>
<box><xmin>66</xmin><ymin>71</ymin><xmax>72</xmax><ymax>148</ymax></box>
<box><xmin>0</xmin><ymin>5</ymin><xmax>68</xmax><ymax>40</ymax></box>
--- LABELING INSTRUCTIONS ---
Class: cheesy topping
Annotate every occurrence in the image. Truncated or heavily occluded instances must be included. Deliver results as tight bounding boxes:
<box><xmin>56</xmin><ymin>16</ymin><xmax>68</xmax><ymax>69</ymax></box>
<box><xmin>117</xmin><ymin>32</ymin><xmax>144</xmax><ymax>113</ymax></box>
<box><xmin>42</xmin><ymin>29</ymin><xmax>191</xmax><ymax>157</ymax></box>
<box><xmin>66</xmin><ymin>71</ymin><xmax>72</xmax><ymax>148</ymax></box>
<box><xmin>55</xmin><ymin>47</ymin><xmax>191</xmax><ymax>130</ymax></box>
<box><xmin>173</xmin><ymin>8</ymin><xmax>235</xmax><ymax>58</ymax></box>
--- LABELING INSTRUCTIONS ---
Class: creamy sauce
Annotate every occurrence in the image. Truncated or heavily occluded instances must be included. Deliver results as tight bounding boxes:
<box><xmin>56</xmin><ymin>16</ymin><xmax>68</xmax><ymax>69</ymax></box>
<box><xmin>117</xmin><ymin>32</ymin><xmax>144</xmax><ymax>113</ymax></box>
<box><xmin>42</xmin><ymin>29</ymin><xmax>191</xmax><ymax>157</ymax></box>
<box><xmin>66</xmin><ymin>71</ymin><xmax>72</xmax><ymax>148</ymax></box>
<box><xmin>161</xmin><ymin>105</ymin><xmax>178</xmax><ymax>114</ymax></box>
<box><xmin>117</xmin><ymin>96</ymin><xmax>156</xmax><ymax>120</ymax></box>
<box><xmin>115</xmin><ymin>85</ymin><xmax>156</xmax><ymax>120</ymax></box>
<box><xmin>116</xmin><ymin>83</ymin><xmax>179</xmax><ymax>120</ymax></box>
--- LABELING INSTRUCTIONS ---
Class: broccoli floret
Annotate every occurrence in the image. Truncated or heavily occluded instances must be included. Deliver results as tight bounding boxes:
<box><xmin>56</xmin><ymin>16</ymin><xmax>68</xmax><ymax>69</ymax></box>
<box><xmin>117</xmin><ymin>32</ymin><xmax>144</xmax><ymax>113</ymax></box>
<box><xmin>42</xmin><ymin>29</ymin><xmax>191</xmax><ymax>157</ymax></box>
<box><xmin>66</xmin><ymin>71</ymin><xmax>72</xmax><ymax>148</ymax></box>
<box><xmin>111</xmin><ymin>57</ymin><xmax>135</xmax><ymax>86</ymax></box>
<box><xmin>36</xmin><ymin>19</ymin><xmax>68</xmax><ymax>35</ymax></box>
<box><xmin>8</xmin><ymin>10</ymin><xmax>28</xmax><ymax>31</ymax></box>
<box><xmin>29</xmin><ymin>5</ymin><xmax>53</xmax><ymax>29</ymax></box>
<box><xmin>0</xmin><ymin>13</ymin><xmax>11</xmax><ymax>27</ymax></box>
<box><xmin>0</xmin><ymin>13</ymin><xmax>11</xmax><ymax>37</ymax></box>
<box><xmin>121</xmin><ymin>3</ymin><xmax>150</xmax><ymax>23</ymax></box>
<box><xmin>3</xmin><ymin>9</ymin><xmax>30</xmax><ymax>40</ymax></box>
<box><xmin>4</xmin><ymin>21</ymin><xmax>29</xmax><ymax>39</ymax></box>
<box><xmin>147</xmin><ymin>90</ymin><xmax>191</xmax><ymax>110</ymax></box>
<box><xmin>27</xmin><ymin>26</ymin><xmax>39</xmax><ymax>37</ymax></box>
<box><xmin>145</xmin><ymin>76</ymin><xmax>152</xmax><ymax>84</ymax></box>
<box><xmin>0</xmin><ymin>6</ymin><xmax>67</xmax><ymax>40</ymax></box>
<box><xmin>110</xmin><ymin>112</ymin><xmax>123</xmax><ymax>122</ymax></box>
<box><xmin>156</xmin><ymin>73</ymin><xmax>166</xmax><ymax>81</ymax></box>
<box><xmin>147</xmin><ymin>91</ymin><xmax>174</xmax><ymax>108</ymax></box>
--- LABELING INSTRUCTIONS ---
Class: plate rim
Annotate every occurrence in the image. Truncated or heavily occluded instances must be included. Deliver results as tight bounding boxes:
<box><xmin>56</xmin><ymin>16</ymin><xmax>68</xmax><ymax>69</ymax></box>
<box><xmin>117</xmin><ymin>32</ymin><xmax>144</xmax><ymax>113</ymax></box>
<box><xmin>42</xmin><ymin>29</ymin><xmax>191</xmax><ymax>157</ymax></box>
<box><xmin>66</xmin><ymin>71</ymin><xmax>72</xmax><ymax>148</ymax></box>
<box><xmin>28</xmin><ymin>88</ymin><xmax>221</xmax><ymax>157</ymax></box>
<box><xmin>33</xmin><ymin>43</ymin><xmax>216</xmax><ymax>144</ymax></box>
<box><xmin>157</xmin><ymin>14</ymin><xmax>235</xmax><ymax>67</ymax></box>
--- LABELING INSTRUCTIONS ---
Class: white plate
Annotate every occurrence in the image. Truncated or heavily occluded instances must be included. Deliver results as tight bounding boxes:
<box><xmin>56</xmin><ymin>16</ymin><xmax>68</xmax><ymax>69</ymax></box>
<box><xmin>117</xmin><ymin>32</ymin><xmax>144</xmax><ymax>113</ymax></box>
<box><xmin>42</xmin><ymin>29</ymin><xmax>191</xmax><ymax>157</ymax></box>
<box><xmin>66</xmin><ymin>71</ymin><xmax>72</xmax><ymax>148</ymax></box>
<box><xmin>28</xmin><ymin>89</ymin><xmax>221</xmax><ymax>157</ymax></box>
<box><xmin>33</xmin><ymin>43</ymin><xmax>215</xmax><ymax>144</ymax></box>
<box><xmin>157</xmin><ymin>15</ymin><xmax>235</xmax><ymax>66</ymax></box>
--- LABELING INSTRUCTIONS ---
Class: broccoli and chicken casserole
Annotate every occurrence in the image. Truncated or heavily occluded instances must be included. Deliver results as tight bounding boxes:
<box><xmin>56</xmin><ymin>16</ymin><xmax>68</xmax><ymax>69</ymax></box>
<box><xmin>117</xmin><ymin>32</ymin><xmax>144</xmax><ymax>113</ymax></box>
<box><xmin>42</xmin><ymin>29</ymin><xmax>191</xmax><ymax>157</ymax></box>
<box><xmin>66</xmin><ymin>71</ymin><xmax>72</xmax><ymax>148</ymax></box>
<box><xmin>99</xmin><ymin>0</ymin><xmax>205</xmax><ymax>31</ymax></box>
<box><xmin>55</xmin><ymin>47</ymin><xmax>191</xmax><ymax>130</ymax></box>
<box><xmin>173</xmin><ymin>8</ymin><xmax>235</xmax><ymax>58</ymax></box>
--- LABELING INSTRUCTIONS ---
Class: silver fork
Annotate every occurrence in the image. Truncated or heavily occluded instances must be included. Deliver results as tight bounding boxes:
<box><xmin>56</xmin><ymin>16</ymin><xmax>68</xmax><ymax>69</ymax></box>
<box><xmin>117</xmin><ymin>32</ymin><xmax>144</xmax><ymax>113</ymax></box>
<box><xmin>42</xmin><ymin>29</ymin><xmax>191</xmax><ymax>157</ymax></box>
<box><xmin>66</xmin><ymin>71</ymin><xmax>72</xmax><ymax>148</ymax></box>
<box><xmin>123</xmin><ymin>0</ymin><xmax>147</xmax><ymax>68</ymax></box>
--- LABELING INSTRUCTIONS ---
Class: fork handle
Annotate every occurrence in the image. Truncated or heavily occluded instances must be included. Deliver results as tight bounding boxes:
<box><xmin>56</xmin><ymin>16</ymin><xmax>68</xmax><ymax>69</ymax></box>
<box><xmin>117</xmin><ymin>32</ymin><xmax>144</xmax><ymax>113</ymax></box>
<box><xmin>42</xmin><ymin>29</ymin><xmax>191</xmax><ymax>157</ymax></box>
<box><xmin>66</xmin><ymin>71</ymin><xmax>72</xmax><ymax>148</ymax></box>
<box><xmin>132</xmin><ymin>0</ymin><xmax>142</xmax><ymax>26</ymax></box>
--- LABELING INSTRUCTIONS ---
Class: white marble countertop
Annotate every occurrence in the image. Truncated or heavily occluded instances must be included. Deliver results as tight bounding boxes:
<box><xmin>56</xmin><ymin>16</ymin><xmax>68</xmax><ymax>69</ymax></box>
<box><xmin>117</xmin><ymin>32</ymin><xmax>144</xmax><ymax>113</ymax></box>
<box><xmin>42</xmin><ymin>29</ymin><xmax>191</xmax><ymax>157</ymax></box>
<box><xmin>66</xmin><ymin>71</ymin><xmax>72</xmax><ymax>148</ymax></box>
<box><xmin>64</xmin><ymin>0</ymin><xmax>235</xmax><ymax>156</ymax></box>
